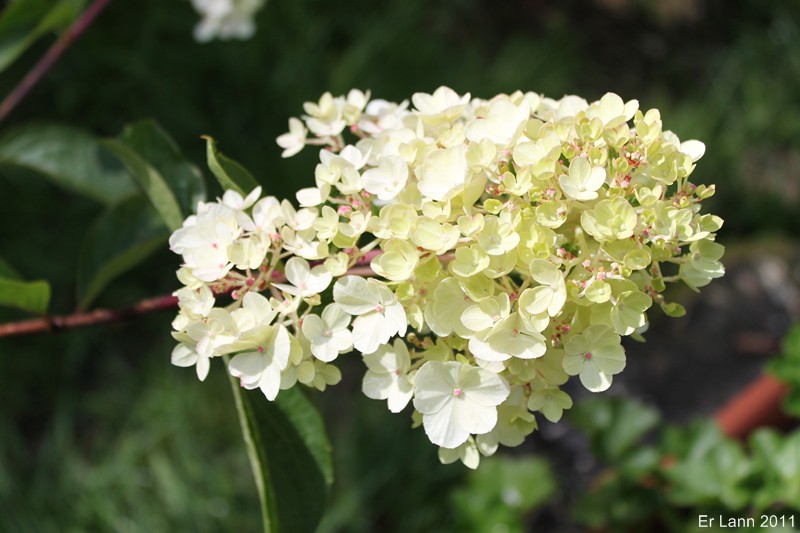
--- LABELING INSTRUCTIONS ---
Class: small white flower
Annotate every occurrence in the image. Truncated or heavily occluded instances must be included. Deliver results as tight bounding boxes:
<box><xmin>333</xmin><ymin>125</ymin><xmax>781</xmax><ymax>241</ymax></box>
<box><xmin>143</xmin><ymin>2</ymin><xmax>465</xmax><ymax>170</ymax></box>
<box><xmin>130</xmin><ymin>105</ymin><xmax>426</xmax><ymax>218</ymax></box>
<box><xmin>169</xmin><ymin>205</ymin><xmax>241</xmax><ymax>282</ymax></box>
<box><xmin>361</xmin><ymin>338</ymin><xmax>413</xmax><ymax>413</ymax></box>
<box><xmin>185</xmin><ymin>308</ymin><xmax>238</xmax><ymax>358</ymax></box>
<box><xmin>228</xmin><ymin>324</ymin><xmax>292</xmax><ymax>401</ymax></box>
<box><xmin>417</xmin><ymin>145</ymin><xmax>468</xmax><ymax>202</ymax></box>
<box><xmin>412</xmin><ymin>86</ymin><xmax>471</xmax><ymax>123</ymax></box>
<box><xmin>192</xmin><ymin>0</ymin><xmax>264</xmax><ymax>42</ymax></box>
<box><xmin>273</xmin><ymin>257</ymin><xmax>332</xmax><ymax>298</ymax></box>
<box><xmin>361</xmin><ymin>155</ymin><xmax>409</xmax><ymax>201</ymax></box>
<box><xmin>222</xmin><ymin>186</ymin><xmax>261</xmax><ymax>211</ymax></box>
<box><xmin>172</xmin><ymin>343</ymin><xmax>212</xmax><ymax>381</ymax></box>
<box><xmin>413</xmin><ymin>361</ymin><xmax>510</xmax><ymax>449</ymax></box>
<box><xmin>465</xmin><ymin>98</ymin><xmax>530</xmax><ymax>145</ymax></box>
<box><xmin>276</xmin><ymin>118</ymin><xmax>308</xmax><ymax>158</ymax></box>
<box><xmin>301</xmin><ymin>304</ymin><xmax>353</xmax><ymax>362</ymax></box>
<box><xmin>174</xmin><ymin>285</ymin><xmax>214</xmax><ymax>318</ymax></box>
<box><xmin>333</xmin><ymin>276</ymin><xmax>407</xmax><ymax>355</ymax></box>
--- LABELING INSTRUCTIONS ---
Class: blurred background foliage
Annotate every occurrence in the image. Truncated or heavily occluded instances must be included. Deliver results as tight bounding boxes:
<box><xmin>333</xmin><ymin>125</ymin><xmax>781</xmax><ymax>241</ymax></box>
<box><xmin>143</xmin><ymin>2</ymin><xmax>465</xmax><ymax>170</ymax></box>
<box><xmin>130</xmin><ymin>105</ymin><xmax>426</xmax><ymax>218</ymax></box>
<box><xmin>1</xmin><ymin>0</ymin><xmax>799</xmax><ymax>531</ymax></box>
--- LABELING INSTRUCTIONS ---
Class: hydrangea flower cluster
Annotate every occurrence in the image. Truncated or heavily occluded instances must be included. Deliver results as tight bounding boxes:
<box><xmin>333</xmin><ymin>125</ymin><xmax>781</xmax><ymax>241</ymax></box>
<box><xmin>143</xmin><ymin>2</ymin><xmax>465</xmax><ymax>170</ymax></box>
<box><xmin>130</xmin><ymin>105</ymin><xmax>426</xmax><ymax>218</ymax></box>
<box><xmin>170</xmin><ymin>87</ymin><xmax>724</xmax><ymax>468</ymax></box>
<box><xmin>190</xmin><ymin>0</ymin><xmax>265</xmax><ymax>42</ymax></box>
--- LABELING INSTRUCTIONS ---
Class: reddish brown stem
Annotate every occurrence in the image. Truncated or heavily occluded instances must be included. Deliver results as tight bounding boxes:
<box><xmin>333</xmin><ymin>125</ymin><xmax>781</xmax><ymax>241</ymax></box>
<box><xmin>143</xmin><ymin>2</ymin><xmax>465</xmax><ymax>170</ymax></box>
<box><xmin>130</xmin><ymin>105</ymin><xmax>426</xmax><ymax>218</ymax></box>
<box><xmin>0</xmin><ymin>294</ymin><xmax>177</xmax><ymax>338</ymax></box>
<box><xmin>0</xmin><ymin>0</ymin><xmax>112</xmax><ymax>124</ymax></box>
<box><xmin>0</xmin><ymin>254</ymin><xmax>387</xmax><ymax>339</ymax></box>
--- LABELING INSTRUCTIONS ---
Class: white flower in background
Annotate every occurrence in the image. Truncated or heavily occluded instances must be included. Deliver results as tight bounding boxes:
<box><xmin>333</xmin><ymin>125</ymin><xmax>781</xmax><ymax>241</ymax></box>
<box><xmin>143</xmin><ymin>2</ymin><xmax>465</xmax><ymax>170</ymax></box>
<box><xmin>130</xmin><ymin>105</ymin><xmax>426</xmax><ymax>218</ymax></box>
<box><xmin>362</xmin><ymin>338</ymin><xmax>414</xmax><ymax>413</ymax></box>
<box><xmin>302</xmin><ymin>304</ymin><xmax>352</xmax><ymax>362</ymax></box>
<box><xmin>191</xmin><ymin>0</ymin><xmax>265</xmax><ymax>43</ymax></box>
<box><xmin>413</xmin><ymin>361</ymin><xmax>510</xmax><ymax>449</ymax></box>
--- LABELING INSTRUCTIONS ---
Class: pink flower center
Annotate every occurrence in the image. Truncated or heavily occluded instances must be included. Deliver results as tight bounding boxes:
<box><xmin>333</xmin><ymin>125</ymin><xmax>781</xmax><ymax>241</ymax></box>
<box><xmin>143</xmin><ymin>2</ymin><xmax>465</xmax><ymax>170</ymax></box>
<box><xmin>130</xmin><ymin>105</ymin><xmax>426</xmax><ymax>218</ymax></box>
<box><xmin>453</xmin><ymin>388</ymin><xmax>463</xmax><ymax>398</ymax></box>
<box><xmin>584</xmin><ymin>352</ymin><xmax>592</xmax><ymax>360</ymax></box>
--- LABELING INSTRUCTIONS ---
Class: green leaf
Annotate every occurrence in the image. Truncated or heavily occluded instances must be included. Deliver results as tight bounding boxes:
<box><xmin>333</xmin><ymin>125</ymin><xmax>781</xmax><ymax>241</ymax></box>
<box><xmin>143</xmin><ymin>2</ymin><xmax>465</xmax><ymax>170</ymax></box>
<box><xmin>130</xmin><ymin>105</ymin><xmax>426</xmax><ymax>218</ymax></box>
<box><xmin>226</xmin><ymin>366</ymin><xmax>333</xmax><ymax>533</ymax></box>
<box><xmin>570</xmin><ymin>396</ymin><xmax>660</xmax><ymax>463</ymax></box>
<box><xmin>103</xmin><ymin>140</ymin><xmax>184</xmax><ymax>231</ymax></box>
<box><xmin>767</xmin><ymin>324</ymin><xmax>800</xmax><ymax>416</ymax></box>
<box><xmin>0</xmin><ymin>278</ymin><xmax>50</xmax><ymax>314</ymax></box>
<box><xmin>451</xmin><ymin>455</ymin><xmax>556</xmax><ymax>532</ymax></box>
<box><xmin>273</xmin><ymin>387</ymin><xmax>334</xmax><ymax>486</ymax></box>
<box><xmin>204</xmin><ymin>136</ymin><xmax>259</xmax><ymax>196</ymax></box>
<box><xmin>661</xmin><ymin>302</ymin><xmax>686</xmax><ymax>318</ymax></box>
<box><xmin>0</xmin><ymin>0</ymin><xmax>86</xmax><ymax>73</ymax></box>
<box><xmin>750</xmin><ymin>429</ymin><xmax>800</xmax><ymax>511</ymax></box>
<box><xmin>77</xmin><ymin>196</ymin><xmax>169</xmax><ymax>309</ymax></box>
<box><xmin>0</xmin><ymin>255</ymin><xmax>50</xmax><ymax>313</ymax></box>
<box><xmin>113</xmin><ymin>120</ymin><xmax>206</xmax><ymax>220</ymax></box>
<box><xmin>664</xmin><ymin>439</ymin><xmax>753</xmax><ymax>509</ymax></box>
<box><xmin>0</xmin><ymin>123</ymin><xmax>136</xmax><ymax>203</ymax></box>
<box><xmin>103</xmin><ymin>121</ymin><xmax>205</xmax><ymax>231</ymax></box>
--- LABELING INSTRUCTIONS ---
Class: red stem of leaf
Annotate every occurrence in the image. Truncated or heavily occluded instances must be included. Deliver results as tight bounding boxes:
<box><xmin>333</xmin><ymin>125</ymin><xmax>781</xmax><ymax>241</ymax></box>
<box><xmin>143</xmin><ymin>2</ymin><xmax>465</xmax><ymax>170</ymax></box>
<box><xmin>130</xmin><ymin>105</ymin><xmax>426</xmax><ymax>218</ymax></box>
<box><xmin>0</xmin><ymin>0</ymin><xmax>112</xmax><ymax>124</ymax></box>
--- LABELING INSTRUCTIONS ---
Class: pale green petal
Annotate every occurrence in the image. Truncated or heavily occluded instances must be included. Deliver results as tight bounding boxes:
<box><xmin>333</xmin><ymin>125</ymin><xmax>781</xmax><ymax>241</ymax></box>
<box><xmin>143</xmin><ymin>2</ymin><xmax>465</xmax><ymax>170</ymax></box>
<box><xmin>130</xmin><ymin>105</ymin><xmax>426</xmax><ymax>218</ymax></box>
<box><xmin>334</xmin><ymin>276</ymin><xmax>379</xmax><ymax>315</ymax></box>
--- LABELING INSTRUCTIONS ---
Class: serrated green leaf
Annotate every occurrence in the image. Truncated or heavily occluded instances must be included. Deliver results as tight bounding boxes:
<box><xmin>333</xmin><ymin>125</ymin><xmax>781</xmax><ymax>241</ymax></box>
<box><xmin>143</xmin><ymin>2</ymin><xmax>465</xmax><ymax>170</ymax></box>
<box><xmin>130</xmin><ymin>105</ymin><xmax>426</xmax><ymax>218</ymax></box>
<box><xmin>226</xmin><ymin>367</ymin><xmax>332</xmax><ymax>533</ymax></box>
<box><xmin>77</xmin><ymin>196</ymin><xmax>168</xmax><ymax>309</ymax></box>
<box><xmin>0</xmin><ymin>278</ymin><xmax>50</xmax><ymax>314</ymax></box>
<box><xmin>204</xmin><ymin>136</ymin><xmax>259</xmax><ymax>196</ymax></box>
<box><xmin>0</xmin><ymin>123</ymin><xmax>136</xmax><ymax>203</ymax></box>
